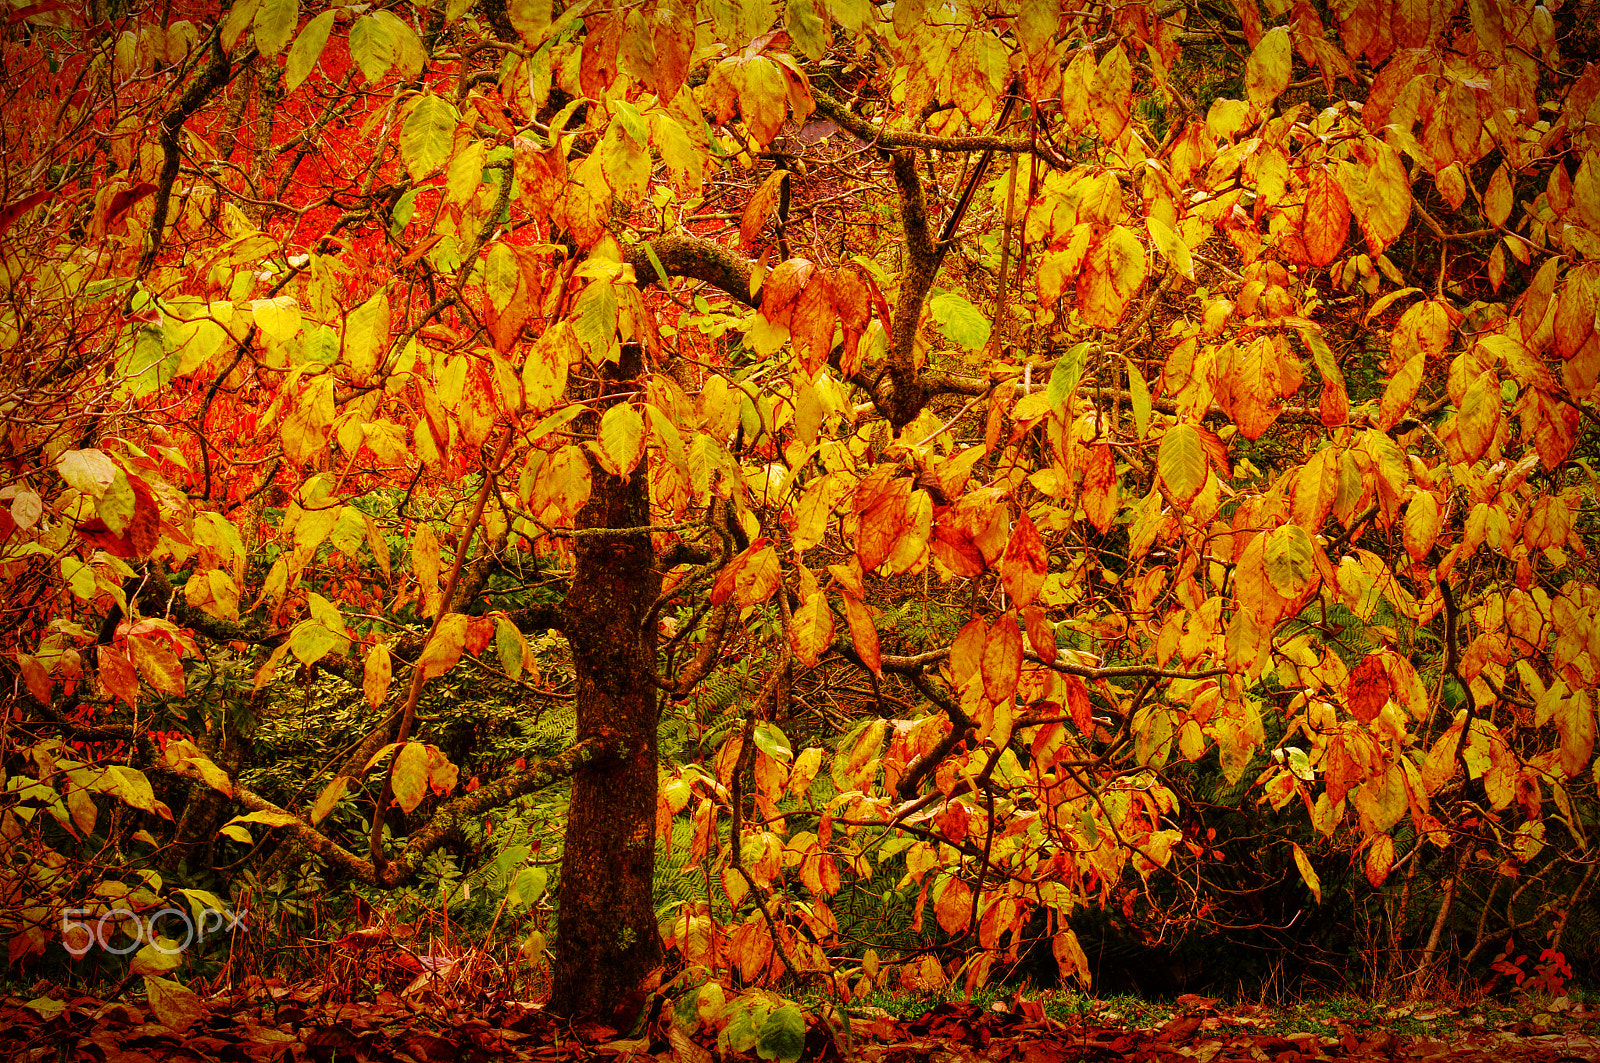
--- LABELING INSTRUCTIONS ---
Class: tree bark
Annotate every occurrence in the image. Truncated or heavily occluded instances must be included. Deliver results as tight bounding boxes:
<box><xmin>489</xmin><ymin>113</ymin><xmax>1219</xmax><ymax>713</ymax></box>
<box><xmin>548</xmin><ymin>344</ymin><xmax>665</xmax><ymax>1022</ymax></box>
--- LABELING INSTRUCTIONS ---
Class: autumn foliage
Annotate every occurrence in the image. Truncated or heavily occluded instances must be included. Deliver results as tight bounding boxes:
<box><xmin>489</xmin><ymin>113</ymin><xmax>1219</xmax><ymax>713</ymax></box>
<box><xmin>2</xmin><ymin>0</ymin><xmax>1598</xmax><ymax>1030</ymax></box>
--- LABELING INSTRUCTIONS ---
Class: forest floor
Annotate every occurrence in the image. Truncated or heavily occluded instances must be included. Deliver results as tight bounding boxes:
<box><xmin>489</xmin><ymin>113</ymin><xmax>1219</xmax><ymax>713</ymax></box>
<box><xmin>0</xmin><ymin>980</ymin><xmax>1594</xmax><ymax>1062</ymax></box>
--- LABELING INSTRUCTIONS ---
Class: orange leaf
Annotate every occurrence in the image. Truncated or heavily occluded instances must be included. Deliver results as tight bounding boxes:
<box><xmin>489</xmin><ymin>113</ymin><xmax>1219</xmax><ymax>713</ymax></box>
<box><xmin>578</xmin><ymin>12</ymin><xmax>620</xmax><ymax>100</ymax></box>
<box><xmin>1080</xmin><ymin>444</ymin><xmax>1119</xmax><ymax>532</ymax></box>
<box><xmin>1365</xmin><ymin>834</ymin><xmax>1395</xmax><ymax>887</ymax></box>
<box><xmin>1021</xmin><ymin>605</ymin><xmax>1057</xmax><ymax>666</ymax></box>
<box><xmin>1061</xmin><ymin>674</ymin><xmax>1092</xmax><ymax>732</ymax></box>
<box><xmin>982</xmin><ymin>613</ymin><xmax>1023</xmax><ymax>705</ymax></box>
<box><xmin>787</xmin><ymin>590</ymin><xmax>833</xmax><ymax>667</ymax></box>
<box><xmin>998</xmin><ymin>510</ymin><xmax>1048</xmax><ymax>607</ymax></box>
<box><xmin>948</xmin><ymin>617</ymin><xmax>987</xmax><ymax>688</ymax></box>
<box><xmin>855</xmin><ymin>475</ymin><xmax>910</xmax><ymax>572</ymax></box>
<box><xmin>1302</xmin><ymin>168</ymin><xmax>1350</xmax><ymax>267</ymax></box>
<box><xmin>790</xmin><ymin>272</ymin><xmax>837</xmax><ymax>377</ymax></box>
<box><xmin>1346</xmin><ymin>654</ymin><xmax>1392</xmax><ymax>725</ymax></box>
<box><xmin>741</xmin><ymin>169</ymin><xmax>789</xmax><ymax>251</ymax></box>
<box><xmin>842</xmin><ymin>593</ymin><xmax>881</xmax><ymax>677</ymax></box>
<box><xmin>932</xmin><ymin>875</ymin><xmax>972</xmax><ymax>935</ymax></box>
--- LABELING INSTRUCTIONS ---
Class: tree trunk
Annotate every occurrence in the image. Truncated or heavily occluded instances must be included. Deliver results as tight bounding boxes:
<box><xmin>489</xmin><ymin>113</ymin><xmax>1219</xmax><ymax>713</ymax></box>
<box><xmin>548</xmin><ymin>346</ymin><xmax>664</xmax><ymax>1022</ymax></box>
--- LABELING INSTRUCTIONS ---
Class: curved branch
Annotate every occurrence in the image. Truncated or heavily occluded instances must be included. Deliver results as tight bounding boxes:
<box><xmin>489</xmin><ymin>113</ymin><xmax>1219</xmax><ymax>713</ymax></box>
<box><xmin>811</xmin><ymin>88</ymin><xmax>1036</xmax><ymax>156</ymax></box>
<box><xmin>626</xmin><ymin>235</ymin><xmax>755</xmax><ymax>306</ymax></box>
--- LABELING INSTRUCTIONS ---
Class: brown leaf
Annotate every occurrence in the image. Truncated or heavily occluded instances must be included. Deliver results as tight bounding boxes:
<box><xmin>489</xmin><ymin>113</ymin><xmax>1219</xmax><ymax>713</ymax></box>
<box><xmin>579</xmin><ymin>13</ymin><xmax>620</xmax><ymax>100</ymax></box>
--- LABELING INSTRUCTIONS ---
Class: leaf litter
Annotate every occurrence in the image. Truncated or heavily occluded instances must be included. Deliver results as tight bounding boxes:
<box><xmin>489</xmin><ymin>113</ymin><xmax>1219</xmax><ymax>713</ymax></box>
<box><xmin>1</xmin><ymin>984</ymin><xmax>1595</xmax><ymax>1063</ymax></box>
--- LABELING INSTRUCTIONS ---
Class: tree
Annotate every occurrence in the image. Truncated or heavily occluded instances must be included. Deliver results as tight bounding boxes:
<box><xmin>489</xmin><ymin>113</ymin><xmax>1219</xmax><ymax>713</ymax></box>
<box><xmin>4</xmin><ymin>0</ymin><xmax>1598</xmax><ymax>1021</ymax></box>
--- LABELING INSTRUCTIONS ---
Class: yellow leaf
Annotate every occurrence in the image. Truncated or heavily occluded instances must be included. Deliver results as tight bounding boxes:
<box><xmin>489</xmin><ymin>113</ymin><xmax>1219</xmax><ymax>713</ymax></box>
<box><xmin>1088</xmin><ymin>43</ymin><xmax>1131</xmax><ymax>142</ymax></box>
<box><xmin>1077</xmin><ymin>224</ymin><xmax>1146</xmax><ymax>328</ymax></box>
<box><xmin>1245</xmin><ymin>26</ymin><xmax>1291</xmax><ymax>110</ymax></box>
<box><xmin>1157</xmin><ymin>422</ymin><xmax>1207</xmax><ymax>505</ymax></box>
<box><xmin>412</xmin><ymin>524</ymin><xmax>442</xmax><ymax>618</ymax></box>
<box><xmin>597</xmin><ymin>402</ymin><xmax>646</xmax><ymax>477</ymax></box>
<box><xmin>144</xmin><ymin>976</ymin><xmax>206</xmax><ymax>1033</ymax></box>
<box><xmin>364</xmin><ymin>643</ymin><xmax>392</xmax><ymax>708</ymax></box>
<box><xmin>788</xmin><ymin>590</ymin><xmax>834</xmax><ymax>668</ymax></box>
<box><xmin>393</xmin><ymin>740</ymin><xmax>430</xmax><ymax>813</ymax></box>
<box><xmin>1378</xmin><ymin>349</ymin><xmax>1424</xmax><ymax>431</ymax></box>
<box><xmin>415</xmin><ymin>613</ymin><xmax>469</xmax><ymax>680</ymax></box>
<box><xmin>1291</xmin><ymin>843</ymin><xmax>1321</xmax><ymax>904</ymax></box>
<box><xmin>1146</xmin><ymin>216</ymin><xmax>1195</xmax><ymax>281</ymax></box>
<box><xmin>739</xmin><ymin>55</ymin><xmax>788</xmax><ymax>147</ymax></box>
<box><xmin>310</xmin><ymin>776</ymin><xmax>352</xmax><ymax>825</ymax></box>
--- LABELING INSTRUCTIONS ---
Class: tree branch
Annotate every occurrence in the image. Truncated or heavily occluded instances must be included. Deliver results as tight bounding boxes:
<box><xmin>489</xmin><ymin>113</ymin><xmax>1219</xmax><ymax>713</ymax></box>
<box><xmin>159</xmin><ymin>734</ymin><xmax>619</xmax><ymax>888</ymax></box>
<box><xmin>812</xmin><ymin>88</ymin><xmax>1037</xmax><ymax>156</ymax></box>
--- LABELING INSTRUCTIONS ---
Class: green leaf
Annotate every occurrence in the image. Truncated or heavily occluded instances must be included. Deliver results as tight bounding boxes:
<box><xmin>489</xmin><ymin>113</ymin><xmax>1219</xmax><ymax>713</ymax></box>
<box><xmin>118</xmin><ymin>325</ymin><xmax>179</xmax><ymax>399</ymax></box>
<box><xmin>348</xmin><ymin>12</ymin><xmax>396</xmax><ymax>82</ymax></box>
<box><xmin>285</xmin><ymin>9</ymin><xmax>334</xmax><ymax>91</ymax></box>
<box><xmin>1157</xmin><ymin>422</ymin><xmax>1206</xmax><ymax>505</ymax></box>
<box><xmin>287</xmin><ymin>619</ymin><xmax>349</xmax><ymax>667</ymax></box>
<box><xmin>507</xmin><ymin>867</ymin><xmax>549</xmax><ymax>908</ymax></box>
<box><xmin>253</xmin><ymin>0</ymin><xmax>298</xmax><ymax>58</ymax></box>
<box><xmin>1124</xmin><ymin>356</ymin><xmax>1151</xmax><ymax>439</ymax></box>
<box><xmin>495</xmin><ymin>616</ymin><xmax>525</xmax><ymax>680</ymax></box>
<box><xmin>786</xmin><ymin>0</ymin><xmax>829</xmax><ymax>60</ymax></box>
<box><xmin>400</xmin><ymin>95</ymin><xmax>458</xmax><ymax>181</ymax></box>
<box><xmin>611</xmin><ymin>98</ymin><xmax>648</xmax><ymax>146</ymax></box>
<box><xmin>928</xmin><ymin>291</ymin><xmax>991</xmax><ymax>351</ymax></box>
<box><xmin>757</xmin><ymin>1003</ymin><xmax>806</xmax><ymax>1063</ymax></box>
<box><xmin>1297</xmin><ymin>326</ymin><xmax>1344</xmax><ymax>389</ymax></box>
<box><xmin>723</xmin><ymin>998</ymin><xmax>772</xmax><ymax>1053</ymax></box>
<box><xmin>1046</xmin><ymin>341</ymin><xmax>1088</xmax><ymax>410</ymax></box>
<box><xmin>753</xmin><ymin>721</ymin><xmax>792</xmax><ymax>762</ymax></box>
